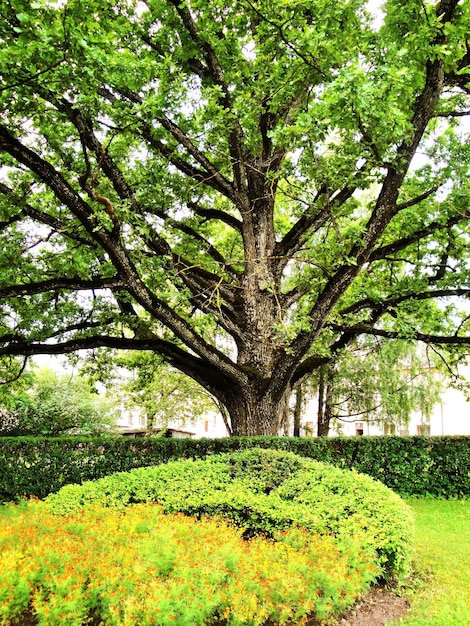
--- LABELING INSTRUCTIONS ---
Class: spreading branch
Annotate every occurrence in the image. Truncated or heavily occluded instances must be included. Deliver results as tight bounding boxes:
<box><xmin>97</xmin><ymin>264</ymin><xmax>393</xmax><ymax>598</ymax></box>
<box><xmin>329</xmin><ymin>323</ymin><xmax>470</xmax><ymax>345</ymax></box>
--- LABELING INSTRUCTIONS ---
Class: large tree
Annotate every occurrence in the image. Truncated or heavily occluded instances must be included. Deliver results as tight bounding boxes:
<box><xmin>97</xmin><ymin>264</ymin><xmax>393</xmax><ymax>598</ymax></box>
<box><xmin>0</xmin><ymin>0</ymin><xmax>470</xmax><ymax>435</ymax></box>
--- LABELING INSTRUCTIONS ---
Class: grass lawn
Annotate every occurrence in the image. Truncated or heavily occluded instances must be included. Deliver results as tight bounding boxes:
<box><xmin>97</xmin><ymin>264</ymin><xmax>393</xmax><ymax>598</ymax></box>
<box><xmin>398</xmin><ymin>499</ymin><xmax>470</xmax><ymax>626</ymax></box>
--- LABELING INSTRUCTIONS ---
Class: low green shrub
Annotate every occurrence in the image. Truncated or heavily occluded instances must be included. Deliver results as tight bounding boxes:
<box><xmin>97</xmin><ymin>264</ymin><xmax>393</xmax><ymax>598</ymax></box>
<box><xmin>275</xmin><ymin>465</ymin><xmax>412</xmax><ymax>578</ymax></box>
<box><xmin>0</xmin><ymin>436</ymin><xmax>183</xmax><ymax>502</ymax></box>
<box><xmin>46</xmin><ymin>448</ymin><xmax>414</xmax><ymax>581</ymax></box>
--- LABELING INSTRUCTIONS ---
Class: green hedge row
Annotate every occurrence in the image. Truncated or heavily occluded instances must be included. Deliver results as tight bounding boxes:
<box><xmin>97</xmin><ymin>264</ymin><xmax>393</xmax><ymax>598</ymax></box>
<box><xmin>1</xmin><ymin>435</ymin><xmax>469</xmax><ymax>501</ymax></box>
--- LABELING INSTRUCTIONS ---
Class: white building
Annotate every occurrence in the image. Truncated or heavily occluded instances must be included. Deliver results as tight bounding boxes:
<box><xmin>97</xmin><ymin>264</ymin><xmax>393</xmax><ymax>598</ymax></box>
<box><xmin>116</xmin><ymin>377</ymin><xmax>470</xmax><ymax>439</ymax></box>
<box><xmin>301</xmin><ymin>382</ymin><xmax>470</xmax><ymax>437</ymax></box>
<box><xmin>116</xmin><ymin>407</ymin><xmax>230</xmax><ymax>439</ymax></box>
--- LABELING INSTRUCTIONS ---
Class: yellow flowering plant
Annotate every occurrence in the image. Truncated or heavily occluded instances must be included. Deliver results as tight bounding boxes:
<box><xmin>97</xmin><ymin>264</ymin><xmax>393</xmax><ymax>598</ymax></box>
<box><xmin>0</xmin><ymin>501</ymin><xmax>379</xmax><ymax>626</ymax></box>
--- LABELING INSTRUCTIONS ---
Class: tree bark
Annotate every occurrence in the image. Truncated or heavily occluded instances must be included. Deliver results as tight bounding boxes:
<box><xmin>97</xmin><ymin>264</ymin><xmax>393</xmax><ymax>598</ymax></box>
<box><xmin>317</xmin><ymin>365</ymin><xmax>334</xmax><ymax>437</ymax></box>
<box><xmin>293</xmin><ymin>384</ymin><xmax>303</xmax><ymax>437</ymax></box>
<box><xmin>223</xmin><ymin>384</ymin><xmax>289</xmax><ymax>436</ymax></box>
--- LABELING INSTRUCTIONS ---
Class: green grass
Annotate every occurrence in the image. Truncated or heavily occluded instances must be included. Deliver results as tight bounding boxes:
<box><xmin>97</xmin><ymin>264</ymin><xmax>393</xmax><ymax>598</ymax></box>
<box><xmin>398</xmin><ymin>499</ymin><xmax>470</xmax><ymax>626</ymax></box>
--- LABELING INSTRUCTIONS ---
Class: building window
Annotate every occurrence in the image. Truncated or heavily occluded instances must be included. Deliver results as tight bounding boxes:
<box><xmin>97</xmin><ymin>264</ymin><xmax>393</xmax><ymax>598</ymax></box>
<box><xmin>384</xmin><ymin>423</ymin><xmax>396</xmax><ymax>435</ymax></box>
<box><xmin>204</xmin><ymin>419</ymin><xmax>209</xmax><ymax>433</ymax></box>
<box><xmin>355</xmin><ymin>422</ymin><xmax>364</xmax><ymax>436</ymax></box>
<box><xmin>417</xmin><ymin>424</ymin><xmax>430</xmax><ymax>436</ymax></box>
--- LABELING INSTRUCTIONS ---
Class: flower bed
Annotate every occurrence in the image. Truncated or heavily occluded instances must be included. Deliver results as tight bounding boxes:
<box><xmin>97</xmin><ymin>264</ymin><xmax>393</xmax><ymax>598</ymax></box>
<box><xmin>1</xmin><ymin>449</ymin><xmax>414</xmax><ymax>625</ymax></box>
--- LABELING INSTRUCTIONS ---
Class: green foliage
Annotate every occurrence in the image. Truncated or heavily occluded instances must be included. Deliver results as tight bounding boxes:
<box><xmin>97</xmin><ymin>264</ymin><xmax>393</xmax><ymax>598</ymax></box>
<box><xmin>0</xmin><ymin>367</ymin><xmax>116</xmax><ymax>437</ymax></box>
<box><xmin>0</xmin><ymin>501</ymin><xmax>380</xmax><ymax>625</ymax></box>
<box><xmin>223</xmin><ymin>446</ymin><xmax>305</xmax><ymax>493</ymax></box>
<box><xmin>1</xmin><ymin>435</ymin><xmax>469</xmax><ymax>503</ymax></box>
<box><xmin>0</xmin><ymin>435</ymin><xmax>191</xmax><ymax>502</ymax></box>
<box><xmin>46</xmin><ymin>448</ymin><xmax>414</xmax><ymax>581</ymax></box>
<box><xmin>81</xmin><ymin>350</ymin><xmax>223</xmax><ymax>431</ymax></box>
<box><xmin>0</xmin><ymin>0</ymin><xmax>469</xmax><ymax>436</ymax></box>
<box><xmin>305</xmin><ymin>339</ymin><xmax>445</xmax><ymax>435</ymax></box>
<box><xmin>275</xmin><ymin>465</ymin><xmax>412</xmax><ymax>578</ymax></box>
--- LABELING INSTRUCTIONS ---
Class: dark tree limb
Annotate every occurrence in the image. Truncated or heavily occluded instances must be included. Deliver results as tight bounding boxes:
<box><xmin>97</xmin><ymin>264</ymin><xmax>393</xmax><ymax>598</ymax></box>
<box><xmin>0</xmin><ymin>277</ymin><xmax>125</xmax><ymax>299</ymax></box>
<box><xmin>339</xmin><ymin>288</ymin><xmax>470</xmax><ymax>317</ymax></box>
<box><xmin>0</xmin><ymin>182</ymin><xmax>95</xmax><ymax>247</ymax></box>
<box><xmin>329</xmin><ymin>323</ymin><xmax>470</xmax><ymax>345</ymax></box>
<box><xmin>369</xmin><ymin>214</ymin><xmax>464</xmax><ymax>262</ymax></box>
<box><xmin>0</xmin><ymin>334</ymin><xmax>244</xmax><ymax>405</ymax></box>
<box><xmin>186</xmin><ymin>201</ymin><xmax>243</xmax><ymax>234</ymax></box>
<box><xmin>166</xmin><ymin>0</ymin><xmax>248</xmax><ymax>194</ymax></box>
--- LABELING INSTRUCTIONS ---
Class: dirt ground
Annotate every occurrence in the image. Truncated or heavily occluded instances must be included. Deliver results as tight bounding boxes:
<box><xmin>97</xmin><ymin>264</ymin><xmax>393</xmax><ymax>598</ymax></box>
<box><xmin>328</xmin><ymin>587</ymin><xmax>409</xmax><ymax>626</ymax></box>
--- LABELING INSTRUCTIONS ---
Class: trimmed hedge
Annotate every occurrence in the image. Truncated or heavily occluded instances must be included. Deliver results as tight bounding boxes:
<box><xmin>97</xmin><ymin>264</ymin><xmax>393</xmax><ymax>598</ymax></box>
<box><xmin>1</xmin><ymin>434</ymin><xmax>469</xmax><ymax>502</ymax></box>
<box><xmin>46</xmin><ymin>448</ymin><xmax>414</xmax><ymax>581</ymax></box>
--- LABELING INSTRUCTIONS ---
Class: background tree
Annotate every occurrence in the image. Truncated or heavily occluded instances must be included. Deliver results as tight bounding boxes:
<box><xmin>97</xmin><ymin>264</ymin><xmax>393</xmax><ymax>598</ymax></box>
<box><xmin>0</xmin><ymin>366</ymin><xmax>116</xmax><ymax>437</ymax></box>
<box><xmin>83</xmin><ymin>350</ymin><xmax>231</xmax><ymax>434</ymax></box>
<box><xmin>295</xmin><ymin>339</ymin><xmax>446</xmax><ymax>436</ymax></box>
<box><xmin>1</xmin><ymin>0</ymin><xmax>470</xmax><ymax>435</ymax></box>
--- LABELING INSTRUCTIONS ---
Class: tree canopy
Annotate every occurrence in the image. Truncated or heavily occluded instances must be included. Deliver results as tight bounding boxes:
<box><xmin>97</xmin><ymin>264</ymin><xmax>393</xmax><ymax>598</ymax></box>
<box><xmin>83</xmin><ymin>350</ymin><xmax>230</xmax><ymax>433</ymax></box>
<box><xmin>0</xmin><ymin>0</ymin><xmax>469</xmax><ymax>435</ymax></box>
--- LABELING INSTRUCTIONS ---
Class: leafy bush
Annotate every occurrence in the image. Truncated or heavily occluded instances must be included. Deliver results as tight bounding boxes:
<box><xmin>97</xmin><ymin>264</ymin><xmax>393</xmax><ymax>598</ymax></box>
<box><xmin>46</xmin><ymin>448</ymin><xmax>414</xmax><ymax>581</ymax></box>
<box><xmin>2</xmin><ymin>435</ymin><xmax>469</xmax><ymax>502</ymax></box>
<box><xmin>0</xmin><ymin>368</ymin><xmax>116</xmax><ymax>437</ymax></box>
<box><xmin>0</xmin><ymin>436</ymin><xmax>177</xmax><ymax>502</ymax></box>
<box><xmin>275</xmin><ymin>464</ymin><xmax>413</xmax><ymax>577</ymax></box>
<box><xmin>0</xmin><ymin>501</ymin><xmax>379</xmax><ymax>626</ymax></box>
<box><xmin>222</xmin><ymin>446</ymin><xmax>305</xmax><ymax>493</ymax></box>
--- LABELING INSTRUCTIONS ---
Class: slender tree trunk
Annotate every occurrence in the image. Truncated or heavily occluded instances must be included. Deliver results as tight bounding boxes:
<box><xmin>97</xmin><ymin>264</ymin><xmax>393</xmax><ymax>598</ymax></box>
<box><xmin>145</xmin><ymin>414</ymin><xmax>155</xmax><ymax>437</ymax></box>
<box><xmin>317</xmin><ymin>365</ymin><xmax>333</xmax><ymax>437</ymax></box>
<box><xmin>293</xmin><ymin>384</ymin><xmax>303</xmax><ymax>437</ymax></box>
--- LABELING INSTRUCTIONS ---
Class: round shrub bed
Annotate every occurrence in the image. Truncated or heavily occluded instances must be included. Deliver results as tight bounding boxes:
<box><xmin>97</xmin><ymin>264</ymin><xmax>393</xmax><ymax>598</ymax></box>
<box><xmin>0</xmin><ymin>501</ymin><xmax>380</xmax><ymax>626</ymax></box>
<box><xmin>46</xmin><ymin>448</ymin><xmax>414</xmax><ymax>581</ymax></box>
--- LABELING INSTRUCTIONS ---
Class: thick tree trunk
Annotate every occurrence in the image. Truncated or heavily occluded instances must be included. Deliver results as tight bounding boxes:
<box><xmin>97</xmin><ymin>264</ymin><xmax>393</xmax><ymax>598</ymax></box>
<box><xmin>224</xmin><ymin>384</ymin><xmax>289</xmax><ymax>436</ymax></box>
